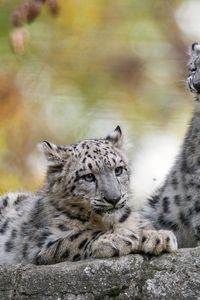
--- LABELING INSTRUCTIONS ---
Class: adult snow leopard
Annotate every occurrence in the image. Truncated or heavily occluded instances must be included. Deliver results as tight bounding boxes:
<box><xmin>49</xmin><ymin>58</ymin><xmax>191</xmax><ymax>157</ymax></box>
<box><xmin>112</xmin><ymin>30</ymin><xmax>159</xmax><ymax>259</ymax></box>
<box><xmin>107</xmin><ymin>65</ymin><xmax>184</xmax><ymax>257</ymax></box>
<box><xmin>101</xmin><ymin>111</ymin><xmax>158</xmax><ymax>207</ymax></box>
<box><xmin>143</xmin><ymin>43</ymin><xmax>200</xmax><ymax>248</ymax></box>
<box><xmin>0</xmin><ymin>127</ymin><xmax>176</xmax><ymax>264</ymax></box>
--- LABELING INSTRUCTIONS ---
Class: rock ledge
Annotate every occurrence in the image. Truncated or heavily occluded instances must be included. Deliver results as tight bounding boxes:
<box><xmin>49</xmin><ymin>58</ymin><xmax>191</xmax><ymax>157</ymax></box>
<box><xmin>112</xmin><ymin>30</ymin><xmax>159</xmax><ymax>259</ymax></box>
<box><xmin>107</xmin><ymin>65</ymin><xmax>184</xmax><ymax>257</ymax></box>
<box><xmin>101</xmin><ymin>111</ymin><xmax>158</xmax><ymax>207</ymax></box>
<box><xmin>1</xmin><ymin>247</ymin><xmax>200</xmax><ymax>300</ymax></box>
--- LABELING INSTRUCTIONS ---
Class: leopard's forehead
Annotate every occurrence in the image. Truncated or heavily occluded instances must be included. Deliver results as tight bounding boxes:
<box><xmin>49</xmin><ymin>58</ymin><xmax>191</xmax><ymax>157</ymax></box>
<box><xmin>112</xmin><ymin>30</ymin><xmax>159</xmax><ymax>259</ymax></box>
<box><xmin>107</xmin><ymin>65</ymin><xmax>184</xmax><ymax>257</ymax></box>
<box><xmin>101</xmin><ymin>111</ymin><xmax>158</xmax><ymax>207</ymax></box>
<box><xmin>74</xmin><ymin>139</ymin><xmax>117</xmax><ymax>156</ymax></box>
<box><xmin>69</xmin><ymin>138</ymin><xmax>126</xmax><ymax>169</ymax></box>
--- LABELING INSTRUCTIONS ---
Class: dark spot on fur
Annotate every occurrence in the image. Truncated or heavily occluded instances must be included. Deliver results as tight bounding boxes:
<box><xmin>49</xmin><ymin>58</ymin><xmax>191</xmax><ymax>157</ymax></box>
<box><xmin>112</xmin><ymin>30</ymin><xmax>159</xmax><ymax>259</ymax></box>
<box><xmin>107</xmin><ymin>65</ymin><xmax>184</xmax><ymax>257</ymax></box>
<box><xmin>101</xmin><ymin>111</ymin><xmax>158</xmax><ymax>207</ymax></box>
<box><xmin>58</xmin><ymin>224</ymin><xmax>69</xmax><ymax>231</ymax></box>
<box><xmin>53</xmin><ymin>239</ymin><xmax>62</xmax><ymax>259</ymax></box>
<box><xmin>186</xmin><ymin>195</ymin><xmax>192</xmax><ymax>202</ymax></box>
<box><xmin>174</xmin><ymin>195</ymin><xmax>181</xmax><ymax>206</ymax></box>
<box><xmin>148</xmin><ymin>195</ymin><xmax>159</xmax><ymax>209</ymax></box>
<box><xmin>156</xmin><ymin>238</ymin><xmax>160</xmax><ymax>245</ymax></box>
<box><xmin>91</xmin><ymin>231</ymin><xmax>104</xmax><ymax>243</ymax></box>
<box><xmin>162</xmin><ymin>197</ymin><xmax>170</xmax><ymax>213</ymax></box>
<box><xmin>46</xmin><ymin>240</ymin><xmax>57</xmax><ymax>248</ymax></box>
<box><xmin>57</xmin><ymin>146</ymin><xmax>65</xmax><ymax>151</ymax></box>
<box><xmin>70</xmin><ymin>186</ymin><xmax>76</xmax><ymax>193</ymax></box>
<box><xmin>29</xmin><ymin>198</ymin><xmax>44</xmax><ymax>229</ymax></box>
<box><xmin>119</xmin><ymin>207</ymin><xmax>131</xmax><ymax>223</ymax></box>
<box><xmin>20</xmin><ymin>222</ymin><xmax>29</xmax><ymax>236</ymax></box>
<box><xmin>5</xmin><ymin>241</ymin><xmax>14</xmax><ymax>252</ymax></box>
<box><xmin>73</xmin><ymin>254</ymin><xmax>81</xmax><ymax>261</ymax></box>
<box><xmin>112</xmin><ymin>247</ymin><xmax>120</xmax><ymax>256</ymax></box>
<box><xmin>22</xmin><ymin>243</ymin><xmax>28</xmax><ymax>258</ymax></box>
<box><xmin>69</xmin><ymin>230</ymin><xmax>86</xmax><ymax>241</ymax></box>
<box><xmin>179</xmin><ymin>212</ymin><xmax>190</xmax><ymax>225</ymax></box>
<box><xmin>95</xmin><ymin>161</ymin><xmax>99</xmax><ymax>168</ymax></box>
<box><xmin>187</xmin><ymin>207</ymin><xmax>193</xmax><ymax>217</ymax></box>
<box><xmin>195</xmin><ymin>201</ymin><xmax>200</xmax><ymax>213</ymax></box>
<box><xmin>195</xmin><ymin>225</ymin><xmax>200</xmax><ymax>239</ymax></box>
<box><xmin>63</xmin><ymin>211</ymin><xmax>88</xmax><ymax>222</ymax></box>
<box><xmin>142</xmin><ymin>236</ymin><xmax>147</xmax><ymax>243</ymax></box>
<box><xmin>36</xmin><ymin>232</ymin><xmax>51</xmax><ymax>248</ymax></box>
<box><xmin>0</xmin><ymin>220</ymin><xmax>9</xmax><ymax>234</ymax></box>
<box><xmin>83</xmin><ymin>239</ymin><xmax>92</xmax><ymax>251</ymax></box>
<box><xmin>130</xmin><ymin>234</ymin><xmax>138</xmax><ymax>240</ymax></box>
<box><xmin>14</xmin><ymin>194</ymin><xmax>27</xmax><ymax>206</ymax></box>
<box><xmin>94</xmin><ymin>208</ymin><xmax>103</xmax><ymax>215</ymax></box>
<box><xmin>123</xmin><ymin>239</ymin><xmax>132</xmax><ymax>246</ymax></box>
<box><xmin>88</xmin><ymin>163</ymin><xmax>93</xmax><ymax>170</ymax></box>
<box><xmin>78</xmin><ymin>238</ymin><xmax>88</xmax><ymax>249</ymax></box>
<box><xmin>61</xmin><ymin>249</ymin><xmax>70</xmax><ymax>259</ymax></box>
<box><xmin>11</xmin><ymin>229</ymin><xmax>17</xmax><ymax>239</ymax></box>
<box><xmin>112</xmin><ymin>158</ymin><xmax>116</xmax><ymax>164</ymax></box>
<box><xmin>2</xmin><ymin>197</ymin><xmax>8</xmax><ymax>207</ymax></box>
<box><xmin>171</xmin><ymin>177</ymin><xmax>178</xmax><ymax>188</ymax></box>
<box><xmin>158</xmin><ymin>215</ymin><xmax>179</xmax><ymax>230</ymax></box>
<box><xmin>48</xmin><ymin>164</ymin><xmax>63</xmax><ymax>176</ymax></box>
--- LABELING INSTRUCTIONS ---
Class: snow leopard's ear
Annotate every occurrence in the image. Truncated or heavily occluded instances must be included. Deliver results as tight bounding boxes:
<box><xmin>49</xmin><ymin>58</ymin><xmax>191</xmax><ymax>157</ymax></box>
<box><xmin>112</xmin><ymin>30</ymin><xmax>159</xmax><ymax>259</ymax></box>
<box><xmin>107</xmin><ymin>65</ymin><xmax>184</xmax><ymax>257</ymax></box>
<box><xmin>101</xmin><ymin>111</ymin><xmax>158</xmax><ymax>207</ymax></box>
<box><xmin>191</xmin><ymin>42</ymin><xmax>200</xmax><ymax>53</ymax></box>
<box><xmin>105</xmin><ymin>126</ymin><xmax>123</xmax><ymax>148</ymax></box>
<box><xmin>38</xmin><ymin>141</ymin><xmax>72</xmax><ymax>164</ymax></box>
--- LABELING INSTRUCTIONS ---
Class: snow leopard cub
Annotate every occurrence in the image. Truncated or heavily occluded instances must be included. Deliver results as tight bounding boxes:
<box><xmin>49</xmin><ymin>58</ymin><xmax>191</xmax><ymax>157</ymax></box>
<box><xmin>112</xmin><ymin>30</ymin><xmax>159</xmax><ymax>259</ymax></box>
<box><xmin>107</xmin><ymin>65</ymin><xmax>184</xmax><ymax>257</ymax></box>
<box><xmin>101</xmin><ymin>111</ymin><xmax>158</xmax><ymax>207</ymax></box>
<box><xmin>0</xmin><ymin>127</ymin><xmax>176</xmax><ymax>265</ymax></box>
<box><xmin>143</xmin><ymin>43</ymin><xmax>200</xmax><ymax>248</ymax></box>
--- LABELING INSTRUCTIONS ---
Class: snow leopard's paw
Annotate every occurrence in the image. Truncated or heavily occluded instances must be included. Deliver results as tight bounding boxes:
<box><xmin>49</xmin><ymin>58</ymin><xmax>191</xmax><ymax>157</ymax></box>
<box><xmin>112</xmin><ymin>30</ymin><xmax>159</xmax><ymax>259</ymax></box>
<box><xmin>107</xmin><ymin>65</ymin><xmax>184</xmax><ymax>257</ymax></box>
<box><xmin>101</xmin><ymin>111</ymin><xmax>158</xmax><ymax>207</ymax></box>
<box><xmin>139</xmin><ymin>229</ymin><xmax>177</xmax><ymax>255</ymax></box>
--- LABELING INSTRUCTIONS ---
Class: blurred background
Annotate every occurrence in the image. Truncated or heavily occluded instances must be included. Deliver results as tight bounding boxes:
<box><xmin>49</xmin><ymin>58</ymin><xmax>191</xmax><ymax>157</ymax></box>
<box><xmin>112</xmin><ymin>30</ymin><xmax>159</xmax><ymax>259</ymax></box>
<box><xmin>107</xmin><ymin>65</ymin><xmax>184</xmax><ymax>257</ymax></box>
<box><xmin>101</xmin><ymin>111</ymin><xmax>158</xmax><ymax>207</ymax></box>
<box><xmin>0</xmin><ymin>0</ymin><xmax>199</xmax><ymax>205</ymax></box>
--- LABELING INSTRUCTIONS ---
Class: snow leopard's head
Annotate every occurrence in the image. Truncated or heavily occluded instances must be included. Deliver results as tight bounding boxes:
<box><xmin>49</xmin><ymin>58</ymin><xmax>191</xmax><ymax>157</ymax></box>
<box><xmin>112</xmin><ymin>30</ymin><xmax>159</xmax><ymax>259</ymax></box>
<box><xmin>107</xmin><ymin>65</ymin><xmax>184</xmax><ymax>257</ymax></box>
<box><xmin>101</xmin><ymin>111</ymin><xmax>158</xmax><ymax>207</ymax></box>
<box><xmin>40</xmin><ymin>126</ymin><xmax>131</xmax><ymax>222</ymax></box>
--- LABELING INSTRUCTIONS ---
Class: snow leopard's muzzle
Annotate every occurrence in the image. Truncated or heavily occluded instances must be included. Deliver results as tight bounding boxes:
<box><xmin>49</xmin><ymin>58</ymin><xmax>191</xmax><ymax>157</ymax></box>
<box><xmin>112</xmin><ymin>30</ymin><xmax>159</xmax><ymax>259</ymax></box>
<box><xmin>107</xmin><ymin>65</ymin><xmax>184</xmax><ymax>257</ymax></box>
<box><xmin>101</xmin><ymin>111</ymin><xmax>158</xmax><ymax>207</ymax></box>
<box><xmin>187</xmin><ymin>72</ymin><xmax>200</xmax><ymax>94</ymax></box>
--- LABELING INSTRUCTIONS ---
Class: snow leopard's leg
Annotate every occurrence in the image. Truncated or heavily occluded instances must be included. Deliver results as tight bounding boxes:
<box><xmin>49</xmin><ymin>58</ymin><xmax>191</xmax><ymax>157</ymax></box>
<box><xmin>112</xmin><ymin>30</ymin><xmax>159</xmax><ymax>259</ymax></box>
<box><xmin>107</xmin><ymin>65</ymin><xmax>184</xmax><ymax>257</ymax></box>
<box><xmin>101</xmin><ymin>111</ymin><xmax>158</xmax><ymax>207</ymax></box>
<box><xmin>142</xmin><ymin>43</ymin><xmax>200</xmax><ymax>248</ymax></box>
<box><xmin>34</xmin><ymin>228</ymin><xmax>140</xmax><ymax>264</ymax></box>
<box><xmin>34</xmin><ymin>225</ymin><xmax>177</xmax><ymax>264</ymax></box>
<box><xmin>91</xmin><ymin>228</ymin><xmax>177</xmax><ymax>258</ymax></box>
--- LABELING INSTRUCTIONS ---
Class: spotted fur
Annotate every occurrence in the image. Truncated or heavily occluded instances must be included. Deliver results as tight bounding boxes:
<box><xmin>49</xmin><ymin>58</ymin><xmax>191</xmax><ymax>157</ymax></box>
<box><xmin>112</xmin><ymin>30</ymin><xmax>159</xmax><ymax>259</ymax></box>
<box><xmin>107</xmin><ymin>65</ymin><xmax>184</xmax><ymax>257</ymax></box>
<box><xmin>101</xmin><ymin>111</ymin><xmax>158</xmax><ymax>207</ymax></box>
<box><xmin>0</xmin><ymin>127</ymin><xmax>177</xmax><ymax>264</ymax></box>
<box><xmin>143</xmin><ymin>43</ymin><xmax>200</xmax><ymax>248</ymax></box>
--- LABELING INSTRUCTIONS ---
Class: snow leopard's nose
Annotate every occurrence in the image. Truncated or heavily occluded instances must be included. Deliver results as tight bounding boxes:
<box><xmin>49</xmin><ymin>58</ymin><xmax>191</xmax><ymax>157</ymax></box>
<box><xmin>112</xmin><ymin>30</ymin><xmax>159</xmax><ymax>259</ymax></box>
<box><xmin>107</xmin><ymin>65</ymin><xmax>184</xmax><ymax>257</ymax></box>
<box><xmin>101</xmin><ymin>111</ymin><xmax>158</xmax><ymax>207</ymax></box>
<box><xmin>100</xmin><ymin>173</ymin><xmax>122</xmax><ymax>206</ymax></box>
<box><xmin>104</xmin><ymin>196</ymin><xmax>121</xmax><ymax>206</ymax></box>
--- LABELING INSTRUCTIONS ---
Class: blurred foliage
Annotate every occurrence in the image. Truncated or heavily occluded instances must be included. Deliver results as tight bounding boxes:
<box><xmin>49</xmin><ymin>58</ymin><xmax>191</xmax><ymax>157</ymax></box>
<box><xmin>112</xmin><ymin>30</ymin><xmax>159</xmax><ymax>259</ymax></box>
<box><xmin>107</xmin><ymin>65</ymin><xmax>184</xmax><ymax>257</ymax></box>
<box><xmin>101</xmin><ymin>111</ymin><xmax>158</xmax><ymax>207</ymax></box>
<box><xmin>0</xmin><ymin>0</ymin><xmax>195</xmax><ymax>192</ymax></box>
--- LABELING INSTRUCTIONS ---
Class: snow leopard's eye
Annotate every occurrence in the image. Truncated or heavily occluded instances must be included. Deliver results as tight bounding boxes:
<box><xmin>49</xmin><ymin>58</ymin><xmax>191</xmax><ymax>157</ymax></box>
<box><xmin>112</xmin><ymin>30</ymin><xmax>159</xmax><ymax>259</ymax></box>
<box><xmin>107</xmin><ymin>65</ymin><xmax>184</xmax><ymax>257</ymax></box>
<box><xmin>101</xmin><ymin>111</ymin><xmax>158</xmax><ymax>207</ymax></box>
<box><xmin>115</xmin><ymin>166</ymin><xmax>123</xmax><ymax>176</ymax></box>
<box><xmin>82</xmin><ymin>173</ymin><xmax>96</xmax><ymax>182</ymax></box>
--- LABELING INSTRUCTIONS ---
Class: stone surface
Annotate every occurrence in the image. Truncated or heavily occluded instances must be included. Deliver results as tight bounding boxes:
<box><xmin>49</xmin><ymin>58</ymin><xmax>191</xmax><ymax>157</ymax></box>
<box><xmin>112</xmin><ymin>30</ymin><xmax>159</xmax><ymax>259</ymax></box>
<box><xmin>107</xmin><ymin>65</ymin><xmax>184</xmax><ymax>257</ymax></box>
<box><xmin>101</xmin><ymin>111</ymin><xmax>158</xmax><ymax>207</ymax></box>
<box><xmin>1</xmin><ymin>247</ymin><xmax>200</xmax><ymax>299</ymax></box>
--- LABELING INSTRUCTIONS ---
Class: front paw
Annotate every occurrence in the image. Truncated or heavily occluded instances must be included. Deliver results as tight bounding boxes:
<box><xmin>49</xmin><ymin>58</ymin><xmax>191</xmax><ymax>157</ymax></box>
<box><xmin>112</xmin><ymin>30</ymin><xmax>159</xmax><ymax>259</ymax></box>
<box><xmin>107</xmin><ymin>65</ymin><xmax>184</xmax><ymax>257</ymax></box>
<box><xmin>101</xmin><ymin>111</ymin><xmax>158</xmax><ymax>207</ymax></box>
<box><xmin>91</xmin><ymin>228</ymin><xmax>139</xmax><ymax>258</ymax></box>
<box><xmin>115</xmin><ymin>228</ymin><xmax>140</xmax><ymax>255</ymax></box>
<box><xmin>140</xmin><ymin>229</ymin><xmax>177</xmax><ymax>255</ymax></box>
